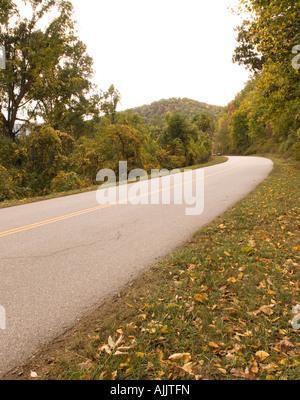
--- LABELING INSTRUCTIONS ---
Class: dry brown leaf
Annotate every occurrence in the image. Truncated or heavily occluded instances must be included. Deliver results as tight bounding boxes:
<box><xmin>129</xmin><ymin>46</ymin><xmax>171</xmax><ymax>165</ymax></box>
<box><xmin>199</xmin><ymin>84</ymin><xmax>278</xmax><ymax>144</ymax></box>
<box><xmin>113</xmin><ymin>350</ymin><xmax>129</xmax><ymax>356</ymax></box>
<box><xmin>278</xmin><ymin>337</ymin><xmax>295</xmax><ymax>348</ymax></box>
<box><xmin>111</xmin><ymin>371</ymin><xmax>117</xmax><ymax>380</ymax></box>
<box><xmin>260</xmin><ymin>305</ymin><xmax>274</xmax><ymax>316</ymax></box>
<box><xmin>261</xmin><ymin>362</ymin><xmax>279</xmax><ymax>371</ymax></box>
<box><xmin>230</xmin><ymin>368</ymin><xmax>246</xmax><ymax>378</ymax></box>
<box><xmin>77</xmin><ymin>360</ymin><xmax>94</xmax><ymax>371</ymax></box>
<box><xmin>169</xmin><ymin>352</ymin><xmax>191</xmax><ymax>361</ymax></box>
<box><xmin>182</xmin><ymin>362</ymin><xmax>194</xmax><ymax>375</ymax></box>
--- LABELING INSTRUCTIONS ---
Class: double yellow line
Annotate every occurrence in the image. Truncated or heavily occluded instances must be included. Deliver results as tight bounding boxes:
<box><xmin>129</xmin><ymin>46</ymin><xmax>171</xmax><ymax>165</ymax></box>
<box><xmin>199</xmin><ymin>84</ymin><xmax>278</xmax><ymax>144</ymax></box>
<box><xmin>0</xmin><ymin>159</ymin><xmax>248</xmax><ymax>238</ymax></box>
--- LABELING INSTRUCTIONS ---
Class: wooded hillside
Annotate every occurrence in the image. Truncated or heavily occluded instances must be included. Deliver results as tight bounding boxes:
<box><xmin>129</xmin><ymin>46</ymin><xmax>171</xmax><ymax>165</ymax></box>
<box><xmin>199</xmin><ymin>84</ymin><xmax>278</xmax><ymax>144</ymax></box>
<box><xmin>127</xmin><ymin>98</ymin><xmax>223</xmax><ymax>125</ymax></box>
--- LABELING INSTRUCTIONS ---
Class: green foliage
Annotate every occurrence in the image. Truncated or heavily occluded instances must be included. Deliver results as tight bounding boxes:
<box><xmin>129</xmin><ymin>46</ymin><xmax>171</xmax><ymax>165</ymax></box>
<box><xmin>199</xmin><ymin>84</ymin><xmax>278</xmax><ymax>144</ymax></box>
<box><xmin>71</xmin><ymin>136</ymin><xmax>104</xmax><ymax>183</ymax></box>
<box><xmin>25</xmin><ymin>125</ymin><xmax>74</xmax><ymax>194</ymax></box>
<box><xmin>186</xmin><ymin>138</ymin><xmax>210</xmax><ymax>166</ymax></box>
<box><xmin>219</xmin><ymin>0</ymin><xmax>300</xmax><ymax>157</ymax></box>
<box><xmin>158</xmin><ymin>112</ymin><xmax>213</xmax><ymax>169</ymax></box>
<box><xmin>233</xmin><ymin>0</ymin><xmax>300</xmax><ymax>73</ymax></box>
<box><xmin>100</xmin><ymin>85</ymin><xmax>121</xmax><ymax>125</ymax></box>
<box><xmin>0</xmin><ymin>164</ymin><xmax>15</xmax><ymax>201</ymax></box>
<box><xmin>50</xmin><ymin>171</ymin><xmax>83</xmax><ymax>193</ymax></box>
<box><xmin>0</xmin><ymin>3</ymin><xmax>219</xmax><ymax>202</ymax></box>
<box><xmin>0</xmin><ymin>0</ymin><xmax>97</xmax><ymax>140</ymax></box>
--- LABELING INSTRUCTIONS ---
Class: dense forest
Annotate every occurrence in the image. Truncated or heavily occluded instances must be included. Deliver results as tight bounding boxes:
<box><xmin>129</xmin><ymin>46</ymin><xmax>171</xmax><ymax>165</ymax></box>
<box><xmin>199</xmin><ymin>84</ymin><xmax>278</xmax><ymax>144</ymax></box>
<box><xmin>0</xmin><ymin>0</ymin><xmax>216</xmax><ymax>202</ymax></box>
<box><xmin>0</xmin><ymin>0</ymin><xmax>299</xmax><ymax>203</ymax></box>
<box><xmin>127</xmin><ymin>98</ymin><xmax>222</xmax><ymax>125</ymax></box>
<box><xmin>215</xmin><ymin>0</ymin><xmax>300</xmax><ymax>159</ymax></box>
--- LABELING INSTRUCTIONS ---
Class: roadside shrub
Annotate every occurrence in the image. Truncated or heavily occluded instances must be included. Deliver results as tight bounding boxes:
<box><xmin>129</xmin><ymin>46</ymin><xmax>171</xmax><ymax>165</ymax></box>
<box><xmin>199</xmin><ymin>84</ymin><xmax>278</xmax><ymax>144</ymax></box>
<box><xmin>0</xmin><ymin>165</ymin><xmax>16</xmax><ymax>201</ymax></box>
<box><xmin>50</xmin><ymin>171</ymin><xmax>83</xmax><ymax>193</ymax></box>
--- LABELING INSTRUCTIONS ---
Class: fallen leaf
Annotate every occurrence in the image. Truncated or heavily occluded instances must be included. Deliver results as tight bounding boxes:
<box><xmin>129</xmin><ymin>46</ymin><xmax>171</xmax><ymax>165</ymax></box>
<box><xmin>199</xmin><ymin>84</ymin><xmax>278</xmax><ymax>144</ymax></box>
<box><xmin>125</xmin><ymin>368</ymin><xmax>133</xmax><ymax>375</ymax></box>
<box><xmin>243</xmin><ymin>246</ymin><xmax>255</xmax><ymax>256</ymax></box>
<box><xmin>138</xmin><ymin>314</ymin><xmax>147</xmax><ymax>320</ymax></box>
<box><xmin>251</xmin><ymin>361</ymin><xmax>259</xmax><ymax>373</ymax></box>
<box><xmin>169</xmin><ymin>353</ymin><xmax>191</xmax><ymax>361</ymax></box>
<box><xmin>111</xmin><ymin>371</ymin><xmax>117</xmax><ymax>380</ymax></box>
<box><xmin>99</xmin><ymin>371</ymin><xmax>107</xmax><ymax>380</ymax></box>
<box><xmin>230</xmin><ymin>368</ymin><xmax>246</xmax><ymax>378</ymax></box>
<box><xmin>77</xmin><ymin>360</ymin><xmax>94</xmax><ymax>370</ymax></box>
<box><xmin>266</xmin><ymin>375</ymin><xmax>276</xmax><ymax>380</ymax></box>
<box><xmin>260</xmin><ymin>305</ymin><xmax>274</xmax><ymax>316</ymax></box>
<box><xmin>255</xmin><ymin>351</ymin><xmax>270</xmax><ymax>361</ymax></box>
<box><xmin>182</xmin><ymin>362</ymin><xmax>194</xmax><ymax>375</ymax></box>
<box><xmin>278</xmin><ymin>337</ymin><xmax>294</xmax><ymax>348</ymax></box>
<box><xmin>194</xmin><ymin>294</ymin><xmax>203</xmax><ymax>303</ymax></box>
<box><xmin>88</xmin><ymin>335</ymin><xmax>100</xmax><ymax>341</ymax></box>
<box><xmin>80</xmin><ymin>375</ymin><xmax>91</xmax><ymax>380</ymax></box>
<box><xmin>113</xmin><ymin>351</ymin><xmax>129</xmax><ymax>356</ymax></box>
<box><xmin>218</xmin><ymin>368</ymin><xmax>227</xmax><ymax>374</ymax></box>
<box><xmin>161</xmin><ymin>325</ymin><xmax>168</xmax><ymax>334</ymax></box>
<box><xmin>261</xmin><ymin>363</ymin><xmax>279</xmax><ymax>371</ymax></box>
<box><xmin>279</xmin><ymin>359</ymin><xmax>287</xmax><ymax>366</ymax></box>
<box><xmin>108</xmin><ymin>336</ymin><xmax>115</xmax><ymax>348</ymax></box>
<box><xmin>157</xmin><ymin>348</ymin><xmax>164</xmax><ymax>362</ymax></box>
<box><xmin>99</xmin><ymin>344</ymin><xmax>111</xmax><ymax>354</ymax></box>
<box><xmin>227</xmin><ymin>277</ymin><xmax>237</xmax><ymax>283</ymax></box>
<box><xmin>209</xmin><ymin>341</ymin><xmax>220</xmax><ymax>350</ymax></box>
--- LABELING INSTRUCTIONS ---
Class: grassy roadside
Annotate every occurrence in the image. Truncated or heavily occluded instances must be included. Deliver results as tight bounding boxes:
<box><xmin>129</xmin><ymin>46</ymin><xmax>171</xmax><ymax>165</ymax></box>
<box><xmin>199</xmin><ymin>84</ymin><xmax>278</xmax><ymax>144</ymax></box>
<box><xmin>4</xmin><ymin>156</ymin><xmax>300</xmax><ymax>381</ymax></box>
<box><xmin>0</xmin><ymin>156</ymin><xmax>227</xmax><ymax>210</ymax></box>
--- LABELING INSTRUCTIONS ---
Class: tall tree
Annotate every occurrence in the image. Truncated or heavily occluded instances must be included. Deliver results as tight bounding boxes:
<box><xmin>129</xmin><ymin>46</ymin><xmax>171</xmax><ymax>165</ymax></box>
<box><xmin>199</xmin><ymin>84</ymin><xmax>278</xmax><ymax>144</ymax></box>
<box><xmin>233</xmin><ymin>0</ymin><xmax>300</xmax><ymax>73</ymax></box>
<box><xmin>0</xmin><ymin>0</ymin><xmax>97</xmax><ymax>140</ymax></box>
<box><xmin>231</xmin><ymin>0</ymin><xmax>300</xmax><ymax>154</ymax></box>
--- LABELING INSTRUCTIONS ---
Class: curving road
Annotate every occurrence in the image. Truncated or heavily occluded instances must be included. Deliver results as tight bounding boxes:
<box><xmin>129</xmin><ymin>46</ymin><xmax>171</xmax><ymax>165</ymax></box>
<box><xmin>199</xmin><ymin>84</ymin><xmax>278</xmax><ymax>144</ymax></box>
<box><xmin>0</xmin><ymin>156</ymin><xmax>273</xmax><ymax>376</ymax></box>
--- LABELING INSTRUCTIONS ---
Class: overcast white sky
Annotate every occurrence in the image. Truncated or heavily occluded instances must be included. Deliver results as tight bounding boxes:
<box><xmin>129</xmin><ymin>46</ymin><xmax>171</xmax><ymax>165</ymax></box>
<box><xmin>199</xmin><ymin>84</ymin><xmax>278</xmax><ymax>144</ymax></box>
<box><xmin>69</xmin><ymin>0</ymin><xmax>250</xmax><ymax>111</ymax></box>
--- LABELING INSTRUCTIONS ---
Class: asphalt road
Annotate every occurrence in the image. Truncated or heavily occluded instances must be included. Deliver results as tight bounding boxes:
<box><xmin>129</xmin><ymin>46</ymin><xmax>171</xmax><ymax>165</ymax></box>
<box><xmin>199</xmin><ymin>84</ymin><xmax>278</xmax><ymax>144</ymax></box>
<box><xmin>0</xmin><ymin>156</ymin><xmax>273</xmax><ymax>376</ymax></box>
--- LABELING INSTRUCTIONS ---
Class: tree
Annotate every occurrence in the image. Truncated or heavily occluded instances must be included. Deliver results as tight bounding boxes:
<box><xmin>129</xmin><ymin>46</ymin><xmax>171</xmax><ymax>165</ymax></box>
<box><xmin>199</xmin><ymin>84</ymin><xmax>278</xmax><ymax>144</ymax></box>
<box><xmin>0</xmin><ymin>0</ymin><xmax>97</xmax><ymax>140</ymax></box>
<box><xmin>191</xmin><ymin>113</ymin><xmax>214</xmax><ymax>138</ymax></box>
<box><xmin>161</xmin><ymin>112</ymin><xmax>191</xmax><ymax>145</ymax></box>
<box><xmin>228</xmin><ymin>0</ymin><xmax>300</xmax><ymax>157</ymax></box>
<box><xmin>100</xmin><ymin>84</ymin><xmax>121</xmax><ymax>125</ymax></box>
<box><xmin>25</xmin><ymin>124</ymin><xmax>75</xmax><ymax>193</ymax></box>
<box><xmin>233</xmin><ymin>0</ymin><xmax>300</xmax><ymax>73</ymax></box>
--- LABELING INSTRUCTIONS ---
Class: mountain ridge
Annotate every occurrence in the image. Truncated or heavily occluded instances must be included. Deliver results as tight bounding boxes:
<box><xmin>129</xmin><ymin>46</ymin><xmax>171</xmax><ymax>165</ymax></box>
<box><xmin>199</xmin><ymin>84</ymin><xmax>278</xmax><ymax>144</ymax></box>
<box><xmin>126</xmin><ymin>97</ymin><xmax>223</xmax><ymax>124</ymax></box>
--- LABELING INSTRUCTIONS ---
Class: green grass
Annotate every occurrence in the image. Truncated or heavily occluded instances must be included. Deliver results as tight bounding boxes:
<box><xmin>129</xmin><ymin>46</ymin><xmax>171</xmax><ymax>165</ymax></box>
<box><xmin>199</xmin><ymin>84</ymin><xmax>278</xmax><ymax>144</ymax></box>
<box><xmin>5</xmin><ymin>156</ymin><xmax>299</xmax><ymax>381</ymax></box>
<box><xmin>0</xmin><ymin>156</ymin><xmax>227</xmax><ymax>210</ymax></box>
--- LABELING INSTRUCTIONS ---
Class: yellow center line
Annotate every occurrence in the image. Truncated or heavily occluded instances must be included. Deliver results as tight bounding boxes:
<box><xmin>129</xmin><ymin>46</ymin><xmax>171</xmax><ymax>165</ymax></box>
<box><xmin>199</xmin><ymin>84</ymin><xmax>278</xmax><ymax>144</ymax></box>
<box><xmin>0</xmin><ymin>159</ymin><xmax>249</xmax><ymax>238</ymax></box>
